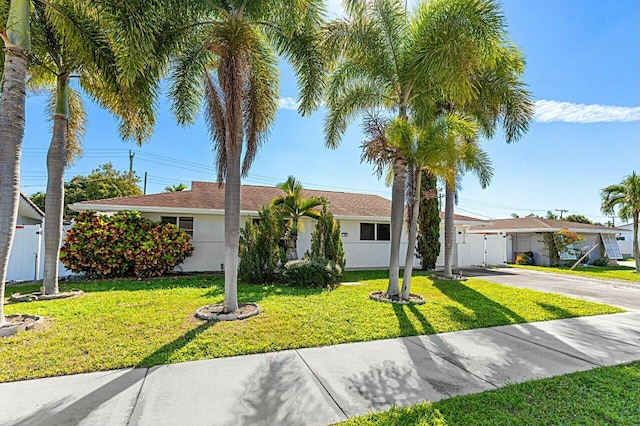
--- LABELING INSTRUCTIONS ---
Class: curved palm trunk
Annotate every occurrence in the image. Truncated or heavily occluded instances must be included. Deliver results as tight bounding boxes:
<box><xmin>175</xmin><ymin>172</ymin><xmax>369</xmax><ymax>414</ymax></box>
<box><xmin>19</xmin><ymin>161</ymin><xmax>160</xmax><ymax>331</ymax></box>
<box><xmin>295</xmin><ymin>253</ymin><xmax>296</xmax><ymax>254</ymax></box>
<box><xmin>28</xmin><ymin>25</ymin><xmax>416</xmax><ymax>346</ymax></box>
<box><xmin>401</xmin><ymin>170</ymin><xmax>421</xmax><ymax>300</ymax></box>
<box><xmin>42</xmin><ymin>77</ymin><xmax>69</xmax><ymax>295</ymax></box>
<box><xmin>633</xmin><ymin>212</ymin><xmax>639</xmax><ymax>273</ymax></box>
<box><xmin>0</xmin><ymin>44</ymin><xmax>29</xmax><ymax>325</ymax></box>
<box><xmin>443</xmin><ymin>183</ymin><xmax>455</xmax><ymax>278</ymax></box>
<box><xmin>387</xmin><ymin>157</ymin><xmax>406</xmax><ymax>297</ymax></box>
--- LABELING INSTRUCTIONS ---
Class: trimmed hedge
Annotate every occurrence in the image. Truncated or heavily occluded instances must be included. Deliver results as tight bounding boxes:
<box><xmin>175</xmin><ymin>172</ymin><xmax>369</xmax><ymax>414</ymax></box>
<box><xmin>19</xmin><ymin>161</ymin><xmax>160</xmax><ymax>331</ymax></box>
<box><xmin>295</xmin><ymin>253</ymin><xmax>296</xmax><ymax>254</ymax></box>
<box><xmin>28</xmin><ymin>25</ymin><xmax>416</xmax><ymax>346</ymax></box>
<box><xmin>60</xmin><ymin>211</ymin><xmax>194</xmax><ymax>278</ymax></box>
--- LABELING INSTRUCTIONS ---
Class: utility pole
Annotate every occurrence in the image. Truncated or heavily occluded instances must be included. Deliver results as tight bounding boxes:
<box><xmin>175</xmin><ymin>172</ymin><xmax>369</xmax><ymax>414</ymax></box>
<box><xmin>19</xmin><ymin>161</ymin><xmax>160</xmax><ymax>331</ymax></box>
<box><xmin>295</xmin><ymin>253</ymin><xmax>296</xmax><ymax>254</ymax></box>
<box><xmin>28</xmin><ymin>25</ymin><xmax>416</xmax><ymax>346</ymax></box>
<box><xmin>437</xmin><ymin>187</ymin><xmax>444</xmax><ymax>211</ymax></box>
<box><xmin>143</xmin><ymin>172</ymin><xmax>148</xmax><ymax>195</ymax></box>
<box><xmin>555</xmin><ymin>209</ymin><xmax>568</xmax><ymax>219</ymax></box>
<box><xmin>129</xmin><ymin>150</ymin><xmax>135</xmax><ymax>178</ymax></box>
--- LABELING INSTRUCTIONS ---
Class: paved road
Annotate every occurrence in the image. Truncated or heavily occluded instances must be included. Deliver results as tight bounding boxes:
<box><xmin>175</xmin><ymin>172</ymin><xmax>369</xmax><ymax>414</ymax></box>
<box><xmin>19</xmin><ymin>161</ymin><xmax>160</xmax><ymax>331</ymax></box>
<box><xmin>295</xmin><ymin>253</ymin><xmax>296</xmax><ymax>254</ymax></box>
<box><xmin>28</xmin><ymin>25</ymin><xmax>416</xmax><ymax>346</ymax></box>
<box><xmin>1</xmin><ymin>312</ymin><xmax>639</xmax><ymax>426</ymax></box>
<box><xmin>461</xmin><ymin>267</ymin><xmax>640</xmax><ymax>311</ymax></box>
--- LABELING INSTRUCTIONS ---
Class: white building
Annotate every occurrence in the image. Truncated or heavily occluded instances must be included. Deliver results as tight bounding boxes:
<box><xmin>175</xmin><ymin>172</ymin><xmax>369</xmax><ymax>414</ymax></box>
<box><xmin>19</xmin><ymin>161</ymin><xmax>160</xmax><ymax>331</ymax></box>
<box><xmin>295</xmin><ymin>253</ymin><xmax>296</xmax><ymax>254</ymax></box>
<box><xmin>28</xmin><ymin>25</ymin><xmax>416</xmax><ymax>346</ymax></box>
<box><xmin>468</xmin><ymin>217</ymin><xmax>622</xmax><ymax>266</ymax></box>
<box><xmin>71</xmin><ymin>181</ymin><xmax>494</xmax><ymax>271</ymax></box>
<box><xmin>615</xmin><ymin>223</ymin><xmax>634</xmax><ymax>258</ymax></box>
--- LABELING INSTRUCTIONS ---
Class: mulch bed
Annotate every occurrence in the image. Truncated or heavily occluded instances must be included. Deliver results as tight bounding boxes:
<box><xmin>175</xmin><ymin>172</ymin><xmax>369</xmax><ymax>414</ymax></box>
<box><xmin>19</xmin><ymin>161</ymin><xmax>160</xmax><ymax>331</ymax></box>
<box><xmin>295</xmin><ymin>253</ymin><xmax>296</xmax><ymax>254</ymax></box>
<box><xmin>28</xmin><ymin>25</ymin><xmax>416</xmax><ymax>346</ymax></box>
<box><xmin>195</xmin><ymin>303</ymin><xmax>260</xmax><ymax>321</ymax></box>
<box><xmin>0</xmin><ymin>314</ymin><xmax>43</xmax><ymax>337</ymax></box>
<box><xmin>9</xmin><ymin>290</ymin><xmax>83</xmax><ymax>303</ymax></box>
<box><xmin>369</xmin><ymin>291</ymin><xmax>425</xmax><ymax>305</ymax></box>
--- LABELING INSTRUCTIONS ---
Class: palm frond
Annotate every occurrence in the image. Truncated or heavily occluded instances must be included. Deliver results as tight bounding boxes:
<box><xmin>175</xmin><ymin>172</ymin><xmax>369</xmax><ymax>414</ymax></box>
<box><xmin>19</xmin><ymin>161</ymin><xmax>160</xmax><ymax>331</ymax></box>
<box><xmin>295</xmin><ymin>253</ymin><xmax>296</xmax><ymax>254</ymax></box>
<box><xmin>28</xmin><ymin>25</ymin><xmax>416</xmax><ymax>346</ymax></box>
<box><xmin>204</xmin><ymin>70</ymin><xmax>227</xmax><ymax>183</ymax></box>
<box><xmin>242</xmin><ymin>34</ymin><xmax>278</xmax><ymax>176</ymax></box>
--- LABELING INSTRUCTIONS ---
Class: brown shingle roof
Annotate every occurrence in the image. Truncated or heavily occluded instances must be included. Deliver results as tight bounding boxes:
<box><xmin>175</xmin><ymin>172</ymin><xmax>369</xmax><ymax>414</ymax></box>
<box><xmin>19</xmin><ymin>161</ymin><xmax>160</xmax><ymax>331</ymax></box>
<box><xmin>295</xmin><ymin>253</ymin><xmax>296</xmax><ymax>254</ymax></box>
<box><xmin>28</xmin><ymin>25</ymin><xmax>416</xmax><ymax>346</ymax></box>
<box><xmin>73</xmin><ymin>181</ymin><xmax>486</xmax><ymax>222</ymax></box>
<box><xmin>468</xmin><ymin>217</ymin><xmax>616</xmax><ymax>233</ymax></box>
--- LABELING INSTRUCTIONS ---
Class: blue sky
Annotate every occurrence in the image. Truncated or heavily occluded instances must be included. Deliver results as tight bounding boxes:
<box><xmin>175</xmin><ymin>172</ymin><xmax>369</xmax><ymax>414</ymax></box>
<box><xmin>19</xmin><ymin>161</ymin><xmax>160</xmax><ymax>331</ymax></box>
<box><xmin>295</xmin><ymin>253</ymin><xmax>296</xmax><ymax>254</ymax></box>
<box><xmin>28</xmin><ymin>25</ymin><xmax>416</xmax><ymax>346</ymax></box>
<box><xmin>20</xmin><ymin>0</ymin><xmax>639</xmax><ymax>224</ymax></box>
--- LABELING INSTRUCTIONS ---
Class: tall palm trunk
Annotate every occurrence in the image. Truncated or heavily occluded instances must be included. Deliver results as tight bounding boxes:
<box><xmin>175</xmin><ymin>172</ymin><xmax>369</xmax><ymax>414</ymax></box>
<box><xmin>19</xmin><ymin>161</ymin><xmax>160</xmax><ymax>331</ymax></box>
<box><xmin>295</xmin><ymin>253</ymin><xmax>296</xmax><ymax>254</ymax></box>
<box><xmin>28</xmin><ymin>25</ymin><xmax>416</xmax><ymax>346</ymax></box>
<box><xmin>443</xmin><ymin>183</ymin><xmax>455</xmax><ymax>278</ymax></box>
<box><xmin>633</xmin><ymin>212</ymin><xmax>639</xmax><ymax>273</ymax></box>
<box><xmin>42</xmin><ymin>76</ymin><xmax>69</xmax><ymax>295</ymax></box>
<box><xmin>401</xmin><ymin>169</ymin><xmax>421</xmax><ymax>300</ymax></box>
<box><xmin>224</xmin><ymin>150</ymin><xmax>240</xmax><ymax>312</ymax></box>
<box><xmin>0</xmin><ymin>0</ymin><xmax>30</xmax><ymax>323</ymax></box>
<box><xmin>387</xmin><ymin>156</ymin><xmax>406</xmax><ymax>297</ymax></box>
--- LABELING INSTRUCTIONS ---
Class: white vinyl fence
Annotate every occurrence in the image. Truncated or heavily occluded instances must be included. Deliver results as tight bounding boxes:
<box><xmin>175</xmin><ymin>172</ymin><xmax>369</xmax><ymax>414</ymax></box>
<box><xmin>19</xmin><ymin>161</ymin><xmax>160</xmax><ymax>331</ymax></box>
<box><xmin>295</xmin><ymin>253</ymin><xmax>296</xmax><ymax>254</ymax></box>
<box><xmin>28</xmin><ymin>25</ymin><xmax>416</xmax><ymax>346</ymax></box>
<box><xmin>7</xmin><ymin>224</ymin><xmax>71</xmax><ymax>282</ymax></box>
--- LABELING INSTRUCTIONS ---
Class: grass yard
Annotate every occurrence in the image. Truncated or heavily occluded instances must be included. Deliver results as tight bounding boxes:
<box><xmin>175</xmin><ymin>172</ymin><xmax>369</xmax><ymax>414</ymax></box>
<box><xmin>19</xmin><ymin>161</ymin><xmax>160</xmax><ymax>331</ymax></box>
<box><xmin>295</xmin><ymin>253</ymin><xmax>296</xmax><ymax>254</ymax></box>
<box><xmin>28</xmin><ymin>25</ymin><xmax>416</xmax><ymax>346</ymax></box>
<box><xmin>1</xmin><ymin>271</ymin><xmax>622</xmax><ymax>382</ymax></box>
<box><xmin>510</xmin><ymin>264</ymin><xmax>639</xmax><ymax>283</ymax></box>
<box><xmin>343</xmin><ymin>361</ymin><xmax>640</xmax><ymax>426</ymax></box>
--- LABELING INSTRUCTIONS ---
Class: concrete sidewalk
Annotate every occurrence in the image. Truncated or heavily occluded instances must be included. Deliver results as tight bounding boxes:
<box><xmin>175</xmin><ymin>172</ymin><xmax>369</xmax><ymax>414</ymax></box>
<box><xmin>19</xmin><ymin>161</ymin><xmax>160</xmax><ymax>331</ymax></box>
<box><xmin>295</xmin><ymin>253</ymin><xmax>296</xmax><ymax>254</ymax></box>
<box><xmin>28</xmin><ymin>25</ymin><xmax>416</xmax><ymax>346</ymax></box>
<box><xmin>1</xmin><ymin>311</ymin><xmax>639</xmax><ymax>426</ymax></box>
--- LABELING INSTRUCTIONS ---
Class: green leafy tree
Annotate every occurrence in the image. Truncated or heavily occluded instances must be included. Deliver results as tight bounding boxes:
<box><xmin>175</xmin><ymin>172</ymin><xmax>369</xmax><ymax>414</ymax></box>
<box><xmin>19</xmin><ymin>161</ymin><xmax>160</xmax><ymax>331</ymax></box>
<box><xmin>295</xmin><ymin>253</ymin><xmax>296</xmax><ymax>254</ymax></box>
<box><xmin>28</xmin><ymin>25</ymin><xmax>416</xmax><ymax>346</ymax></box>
<box><xmin>271</xmin><ymin>176</ymin><xmax>325</xmax><ymax>261</ymax></box>
<box><xmin>310</xmin><ymin>203</ymin><xmax>345</xmax><ymax>269</ymax></box>
<box><xmin>30</xmin><ymin>191</ymin><xmax>46</xmax><ymax>212</ymax></box>
<box><xmin>601</xmin><ymin>171</ymin><xmax>640</xmax><ymax>272</ymax></box>
<box><xmin>417</xmin><ymin>172</ymin><xmax>440</xmax><ymax>270</ymax></box>
<box><xmin>564</xmin><ymin>214</ymin><xmax>593</xmax><ymax>225</ymax></box>
<box><xmin>64</xmin><ymin>164</ymin><xmax>142</xmax><ymax>216</ymax></box>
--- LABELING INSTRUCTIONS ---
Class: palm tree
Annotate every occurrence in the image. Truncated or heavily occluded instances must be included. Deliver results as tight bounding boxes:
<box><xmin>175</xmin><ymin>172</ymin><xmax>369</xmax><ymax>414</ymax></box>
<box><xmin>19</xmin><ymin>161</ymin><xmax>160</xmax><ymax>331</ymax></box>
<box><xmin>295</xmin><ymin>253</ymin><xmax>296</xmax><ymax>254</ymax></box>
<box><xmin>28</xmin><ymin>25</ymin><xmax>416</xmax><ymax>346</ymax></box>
<box><xmin>0</xmin><ymin>0</ymin><xmax>31</xmax><ymax>325</ymax></box>
<box><xmin>601</xmin><ymin>172</ymin><xmax>640</xmax><ymax>272</ymax></box>
<box><xmin>324</xmin><ymin>0</ymin><xmax>516</xmax><ymax>298</ymax></box>
<box><xmin>28</xmin><ymin>2</ymin><xmax>157</xmax><ymax>296</ymax></box>
<box><xmin>169</xmin><ymin>1</ymin><xmax>325</xmax><ymax>313</ymax></box>
<box><xmin>165</xmin><ymin>183</ymin><xmax>187</xmax><ymax>192</ymax></box>
<box><xmin>271</xmin><ymin>176</ymin><xmax>325</xmax><ymax>261</ymax></box>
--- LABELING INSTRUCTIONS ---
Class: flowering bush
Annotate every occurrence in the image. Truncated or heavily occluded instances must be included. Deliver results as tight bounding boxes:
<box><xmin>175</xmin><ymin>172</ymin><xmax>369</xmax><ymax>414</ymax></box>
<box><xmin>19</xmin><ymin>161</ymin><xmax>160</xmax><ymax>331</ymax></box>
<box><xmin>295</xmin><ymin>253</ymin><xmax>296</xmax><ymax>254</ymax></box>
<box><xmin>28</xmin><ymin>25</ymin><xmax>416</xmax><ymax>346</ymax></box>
<box><xmin>60</xmin><ymin>211</ymin><xmax>194</xmax><ymax>278</ymax></box>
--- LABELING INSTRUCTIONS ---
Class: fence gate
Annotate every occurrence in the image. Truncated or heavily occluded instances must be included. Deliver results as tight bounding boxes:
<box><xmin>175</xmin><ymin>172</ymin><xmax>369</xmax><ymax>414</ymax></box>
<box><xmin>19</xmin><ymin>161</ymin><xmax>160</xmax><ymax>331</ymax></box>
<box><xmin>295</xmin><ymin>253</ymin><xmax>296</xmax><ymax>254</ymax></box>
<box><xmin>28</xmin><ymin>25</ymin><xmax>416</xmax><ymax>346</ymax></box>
<box><xmin>7</xmin><ymin>225</ymin><xmax>43</xmax><ymax>282</ymax></box>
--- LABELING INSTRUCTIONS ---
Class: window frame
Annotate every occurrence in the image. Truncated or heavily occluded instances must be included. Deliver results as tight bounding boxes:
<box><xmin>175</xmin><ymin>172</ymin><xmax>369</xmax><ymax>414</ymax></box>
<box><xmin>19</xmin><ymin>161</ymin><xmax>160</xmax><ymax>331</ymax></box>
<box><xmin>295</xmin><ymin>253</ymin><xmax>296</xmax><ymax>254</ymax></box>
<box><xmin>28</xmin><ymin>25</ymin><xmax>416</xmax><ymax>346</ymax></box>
<box><xmin>161</xmin><ymin>216</ymin><xmax>194</xmax><ymax>237</ymax></box>
<box><xmin>360</xmin><ymin>222</ymin><xmax>391</xmax><ymax>241</ymax></box>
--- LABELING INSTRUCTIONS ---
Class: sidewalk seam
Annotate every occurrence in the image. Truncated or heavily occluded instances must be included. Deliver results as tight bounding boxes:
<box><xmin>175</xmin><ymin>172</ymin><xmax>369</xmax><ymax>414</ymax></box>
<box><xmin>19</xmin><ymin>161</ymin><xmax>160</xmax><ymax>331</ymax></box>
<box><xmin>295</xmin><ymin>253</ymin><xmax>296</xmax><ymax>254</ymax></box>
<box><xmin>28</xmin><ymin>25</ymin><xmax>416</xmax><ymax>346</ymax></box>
<box><xmin>126</xmin><ymin>367</ymin><xmax>149</xmax><ymax>426</ymax></box>
<box><xmin>402</xmin><ymin>337</ymin><xmax>500</xmax><ymax>390</ymax></box>
<box><xmin>294</xmin><ymin>349</ymin><xmax>349</xmax><ymax>421</ymax></box>
<box><xmin>490</xmin><ymin>329</ymin><xmax>600</xmax><ymax>366</ymax></box>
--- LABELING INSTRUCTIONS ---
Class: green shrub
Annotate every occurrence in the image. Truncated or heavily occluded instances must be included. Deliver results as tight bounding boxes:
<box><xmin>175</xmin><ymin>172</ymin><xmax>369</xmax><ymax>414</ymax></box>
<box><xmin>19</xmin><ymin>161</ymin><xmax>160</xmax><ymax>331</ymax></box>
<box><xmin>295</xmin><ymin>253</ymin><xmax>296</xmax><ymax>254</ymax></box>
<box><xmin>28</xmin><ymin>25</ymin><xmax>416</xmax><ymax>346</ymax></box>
<box><xmin>310</xmin><ymin>204</ymin><xmax>346</xmax><ymax>269</ymax></box>
<box><xmin>60</xmin><ymin>211</ymin><xmax>194</xmax><ymax>278</ymax></box>
<box><xmin>239</xmin><ymin>207</ymin><xmax>287</xmax><ymax>283</ymax></box>
<box><xmin>591</xmin><ymin>257</ymin><xmax>609</xmax><ymax>267</ymax></box>
<box><xmin>283</xmin><ymin>258</ymin><xmax>342</xmax><ymax>287</ymax></box>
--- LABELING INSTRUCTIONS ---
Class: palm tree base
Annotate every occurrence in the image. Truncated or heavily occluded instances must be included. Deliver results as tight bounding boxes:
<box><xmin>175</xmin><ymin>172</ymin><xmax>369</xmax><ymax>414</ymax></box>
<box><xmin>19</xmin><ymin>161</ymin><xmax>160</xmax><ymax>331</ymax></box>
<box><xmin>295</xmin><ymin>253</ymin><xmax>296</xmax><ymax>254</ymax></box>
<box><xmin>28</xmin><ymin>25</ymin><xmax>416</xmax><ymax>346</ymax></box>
<box><xmin>369</xmin><ymin>291</ymin><xmax>425</xmax><ymax>305</ymax></box>
<box><xmin>0</xmin><ymin>314</ymin><xmax>43</xmax><ymax>337</ymax></box>
<box><xmin>195</xmin><ymin>303</ymin><xmax>260</xmax><ymax>321</ymax></box>
<box><xmin>10</xmin><ymin>290</ymin><xmax>83</xmax><ymax>303</ymax></box>
<box><xmin>431</xmin><ymin>274</ymin><xmax>467</xmax><ymax>282</ymax></box>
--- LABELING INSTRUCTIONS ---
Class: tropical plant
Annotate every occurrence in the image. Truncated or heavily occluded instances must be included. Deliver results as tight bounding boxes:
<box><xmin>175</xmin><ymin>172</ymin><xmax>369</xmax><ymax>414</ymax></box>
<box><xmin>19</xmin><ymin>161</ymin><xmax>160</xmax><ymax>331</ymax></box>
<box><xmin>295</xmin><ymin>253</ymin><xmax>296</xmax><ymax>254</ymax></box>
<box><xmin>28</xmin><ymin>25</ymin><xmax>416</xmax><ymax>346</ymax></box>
<box><xmin>60</xmin><ymin>211</ymin><xmax>194</xmax><ymax>278</ymax></box>
<box><xmin>0</xmin><ymin>0</ymin><xmax>162</xmax><ymax>323</ymax></box>
<box><xmin>271</xmin><ymin>176</ymin><xmax>325</xmax><ymax>261</ymax></box>
<box><xmin>238</xmin><ymin>207</ymin><xmax>286</xmax><ymax>284</ymax></box>
<box><xmin>564</xmin><ymin>214</ymin><xmax>593</xmax><ymax>224</ymax></box>
<box><xmin>310</xmin><ymin>203</ymin><xmax>346</xmax><ymax>269</ymax></box>
<box><xmin>540</xmin><ymin>228</ymin><xmax>583</xmax><ymax>266</ymax></box>
<box><xmin>164</xmin><ymin>183</ymin><xmax>187</xmax><ymax>192</ymax></box>
<box><xmin>601</xmin><ymin>171</ymin><xmax>640</xmax><ymax>272</ymax></box>
<box><xmin>168</xmin><ymin>1</ymin><xmax>325</xmax><ymax>312</ymax></box>
<box><xmin>324</xmin><ymin>0</ymin><xmax>528</xmax><ymax>297</ymax></box>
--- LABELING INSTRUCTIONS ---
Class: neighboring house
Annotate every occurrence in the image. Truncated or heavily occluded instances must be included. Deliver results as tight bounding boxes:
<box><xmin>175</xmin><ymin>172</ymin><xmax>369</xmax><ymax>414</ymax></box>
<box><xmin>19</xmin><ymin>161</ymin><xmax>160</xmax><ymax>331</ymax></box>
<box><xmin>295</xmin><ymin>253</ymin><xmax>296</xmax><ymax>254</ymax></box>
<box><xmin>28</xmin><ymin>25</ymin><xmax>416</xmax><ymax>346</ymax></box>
<box><xmin>70</xmin><ymin>181</ymin><xmax>493</xmax><ymax>271</ymax></box>
<box><xmin>17</xmin><ymin>192</ymin><xmax>45</xmax><ymax>225</ymax></box>
<box><xmin>615</xmin><ymin>223</ymin><xmax>634</xmax><ymax>258</ymax></box>
<box><xmin>468</xmin><ymin>217</ymin><xmax>622</xmax><ymax>266</ymax></box>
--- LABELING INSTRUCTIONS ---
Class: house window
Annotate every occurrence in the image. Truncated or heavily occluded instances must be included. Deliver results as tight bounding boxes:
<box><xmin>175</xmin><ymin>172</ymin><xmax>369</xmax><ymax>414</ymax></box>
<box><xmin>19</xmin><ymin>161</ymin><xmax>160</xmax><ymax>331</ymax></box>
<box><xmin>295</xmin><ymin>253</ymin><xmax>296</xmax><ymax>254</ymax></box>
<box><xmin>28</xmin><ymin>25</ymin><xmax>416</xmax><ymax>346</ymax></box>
<box><xmin>376</xmin><ymin>224</ymin><xmax>390</xmax><ymax>241</ymax></box>
<box><xmin>360</xmin><ymin>223</ymin><xmax>375</xmax><ymax>240</ymax></box>
<box><xmin>360</xmin><ymin>223</ymin><xmax>391</xmax><ymax>241</ymax></box>
<box><xmin>252</xmin><ymin>218</ymin><xmax>261</xmax><ymax>225</ymax></box>
<box><xmin>161</xmin><ymin>216</ymin><xmax>194</xmax><ymax>237</ymax></box>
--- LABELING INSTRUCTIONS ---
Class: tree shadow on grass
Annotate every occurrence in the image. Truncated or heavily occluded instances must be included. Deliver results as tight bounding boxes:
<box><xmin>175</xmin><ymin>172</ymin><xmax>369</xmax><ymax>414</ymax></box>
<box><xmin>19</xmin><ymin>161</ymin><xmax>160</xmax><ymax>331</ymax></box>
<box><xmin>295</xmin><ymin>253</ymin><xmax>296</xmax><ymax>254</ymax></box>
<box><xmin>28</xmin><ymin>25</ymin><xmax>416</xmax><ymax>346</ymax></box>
<box><xmin>392</xmin><ymin>303</ymin><xmax>436</xmax><ymax>336</ymax></box>
<box><xmin>536</xmin><ymin>302</ymin><xmax>577</xmax><ymax>319</ymax></box>
<box><xmin>434</xmin><ymin>280</ymin><xmax>526</xmax><ymax>327</ymax></box>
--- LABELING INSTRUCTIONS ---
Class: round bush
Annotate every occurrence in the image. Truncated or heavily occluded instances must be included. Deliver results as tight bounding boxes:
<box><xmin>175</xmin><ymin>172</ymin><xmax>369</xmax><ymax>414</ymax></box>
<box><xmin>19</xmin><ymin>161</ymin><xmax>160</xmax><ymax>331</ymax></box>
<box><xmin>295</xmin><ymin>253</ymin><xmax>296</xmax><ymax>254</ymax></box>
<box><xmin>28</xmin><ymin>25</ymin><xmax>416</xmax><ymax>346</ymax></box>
<box><xmin>283</xmin><ymin>258</ymin><xmax>342</xmax><ymax>287</ymax></box>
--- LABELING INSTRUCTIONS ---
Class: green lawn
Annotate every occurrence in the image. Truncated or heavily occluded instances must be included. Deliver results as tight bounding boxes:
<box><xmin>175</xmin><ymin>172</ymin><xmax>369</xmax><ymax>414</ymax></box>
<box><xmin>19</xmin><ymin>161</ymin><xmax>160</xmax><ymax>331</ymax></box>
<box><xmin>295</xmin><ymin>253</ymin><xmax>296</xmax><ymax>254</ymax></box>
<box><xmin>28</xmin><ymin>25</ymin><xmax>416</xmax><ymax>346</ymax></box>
<box><xmin>1</xmin><ymin>271</ymin><xmax>621</xmax><ymax>382</ymax></box>
<box><xmin>510</xmin><ymin>264</ymin><xmax>639</xmax><ymax>282</ymax></box>
<box><xmin>343</xmin><ymin>362</ymin><xmax>640</xmax><ymax>425</ymax></box>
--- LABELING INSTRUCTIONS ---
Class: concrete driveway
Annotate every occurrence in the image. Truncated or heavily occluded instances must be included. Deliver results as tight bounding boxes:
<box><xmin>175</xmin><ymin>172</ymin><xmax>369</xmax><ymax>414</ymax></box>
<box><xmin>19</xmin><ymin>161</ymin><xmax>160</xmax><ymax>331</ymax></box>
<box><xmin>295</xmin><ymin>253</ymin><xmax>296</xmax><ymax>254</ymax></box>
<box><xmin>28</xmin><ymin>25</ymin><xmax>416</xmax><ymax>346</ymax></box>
<box><xmin>461</xmin><ymin>267</ymin><xmax>640</xmax><ymax>311</ymax></box>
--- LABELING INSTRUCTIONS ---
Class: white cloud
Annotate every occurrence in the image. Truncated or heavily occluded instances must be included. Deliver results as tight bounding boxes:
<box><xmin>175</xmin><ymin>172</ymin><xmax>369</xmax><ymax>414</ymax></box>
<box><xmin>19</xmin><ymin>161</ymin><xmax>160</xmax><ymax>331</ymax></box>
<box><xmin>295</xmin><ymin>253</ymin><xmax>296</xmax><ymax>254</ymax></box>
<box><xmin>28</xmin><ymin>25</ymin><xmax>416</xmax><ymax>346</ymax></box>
<box><xmin>278</xmin><ymin>97</ymin><xmax>301</xmax><ymax>110</ymax></box>
<box><xmin>535</xmin><ymin>100</ymin><xmax>640</xmax><ymax>123</ymax></box>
